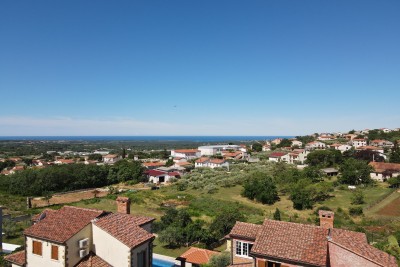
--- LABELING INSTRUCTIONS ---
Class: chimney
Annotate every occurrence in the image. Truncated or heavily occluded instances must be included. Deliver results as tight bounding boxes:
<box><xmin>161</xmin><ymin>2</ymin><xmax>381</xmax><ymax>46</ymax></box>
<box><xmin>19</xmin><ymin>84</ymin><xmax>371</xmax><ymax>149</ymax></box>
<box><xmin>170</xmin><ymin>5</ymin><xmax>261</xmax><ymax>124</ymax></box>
<box><xmin>319</xmin><ymin>210</ymin><xmax>334</xmax><ymax>229</ymax></box>
<box><xmin>116</xmin><ymin>197</ymin><xmax>131</xmax><ymax>214</ymax></box>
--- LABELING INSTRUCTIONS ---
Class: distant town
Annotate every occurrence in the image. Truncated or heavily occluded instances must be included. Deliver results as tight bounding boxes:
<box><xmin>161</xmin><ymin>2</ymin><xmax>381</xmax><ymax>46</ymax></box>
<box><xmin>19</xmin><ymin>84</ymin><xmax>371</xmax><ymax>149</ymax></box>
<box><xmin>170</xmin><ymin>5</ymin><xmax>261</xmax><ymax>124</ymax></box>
<box><xmin>1</xmin><ymin>127</ymin><xmax>400</xmax><ymax>267</ymax></box>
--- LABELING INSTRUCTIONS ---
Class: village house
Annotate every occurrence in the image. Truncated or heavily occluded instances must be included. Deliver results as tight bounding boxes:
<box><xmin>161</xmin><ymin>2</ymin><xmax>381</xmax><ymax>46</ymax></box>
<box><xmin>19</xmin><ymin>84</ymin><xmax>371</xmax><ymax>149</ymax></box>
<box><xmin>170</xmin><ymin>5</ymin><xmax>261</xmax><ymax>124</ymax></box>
<box><xmin>380</xmin><ymin>128</ymin><xmax>392</xmax><ymax>133</ymax></box>
<box><xmin>5</xmin><ymin>197</ymin><xmax>155</xmax><ymax>267</ymax></box>
<box><xmin>317</xmin><ymin>135</ymin><xmax>335</xmax><ymax>141</ymax></box>
<box><xmin>329</xmin><ymin>143</ymin><xmax>352</xmax><ymax>153</ymax></box>
<box><xmin>268</xmin><ymin>152</ymin><xmax>288</xmax><ymax>163</ymax></box>
<box><xmin>262</xmin><ymin>144</ymin><xmax>271</xmax><ymax>151</ymax></box>
<box><xmin>350</xmin><ymin>138</ymin><xmax>367</xmax><ymax>148</ymax></box>
<box><xmin>305</xmin><ymin>141</ymin><xmax>326</xmax><ymax>150</ymax></box>
<box><xmin>344</xmin><ymin>134</ymin><xmax>358</xmax><ymax>140</ymax></box>
<box><xmin>145</xmin><ymin>169</ymin><xmax>181</xmax><ymax>184</ymax></box>
<box><xmin>177</xmin><ymin>247</ymin><xmax>219</xmax><ymax>267</ymax></box>
<box><xmin>286</xmin><ymin>149</ymin><xmax>309</xmax><ymax>165</ymax></box>
<box><xmin>143</xmin><ymin>161</ymin><xmax>165</xmax><ymax>169</ymax></box>
<box><xmin>290</xmin><ymin>140</ymin><xmax>302</xmax><ymax>148</ymax></box>
<box><xmin>197</xmin><ymin>145</ymin><xmax>244</xmax><ymax>156</ymax></box>
<box><xmin>171</xmin><ymin>149</ymin><xmax>201</xmax><ymax>160</ymax></box>
<box><xmin>270</xmin><ymin>138</ymin><xmax>282</xmax><ymax>145</ymax></box>
<box><xmin>54</xmin><ymin>159</ymin><xmax>75</xmax><ymax>165</ymax></box>
<box><xmin>370</xmin><ymin>139</ymin><xmax>394</xmax><ymax>148</ymax></box>
<box><xmin>222</xmin><ymin>151</ymin><xmax>245</xmax><ymax>160</ymax></box>
<box><xmin>227</xmin><ymin>210</ymin><xmax>397</xmax><ymax>267</ymax></box>
<box><xmin>102</xmin><ymin>154</ymin><xmax>121</xmax><ymax>164</ymax></box>
<box><xmin>356</xmin><ymin>146</ymin><xmax>385</xmax><ymax>155</ymax></box>
<box><xmin>195</xmin><ymin>157</ymin><xmax>229</xmax><ymax>169</ymax></box>
<box><xmin>369</xmin><ymin>162</ymin><xmax>400</xmax><ymax>182</ymax></box>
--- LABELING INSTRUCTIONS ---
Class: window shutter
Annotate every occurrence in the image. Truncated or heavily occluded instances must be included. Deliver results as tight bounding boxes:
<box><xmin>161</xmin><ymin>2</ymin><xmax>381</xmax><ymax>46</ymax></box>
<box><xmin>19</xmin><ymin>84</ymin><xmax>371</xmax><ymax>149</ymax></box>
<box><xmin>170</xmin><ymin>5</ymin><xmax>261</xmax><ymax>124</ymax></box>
<box><xmin>33</xmin><ymin>241</ymin><xmax>42</xmax><ymax>255</ymax></box>
<box><xmin>51</xmin><ymin>245</ymin><xmax>59</xmax><ymax>260</ymax></box>
<box><xmin>257</xmin><ymin>259</ymin><xmax>266</xmax><ymax>267</ymax></box>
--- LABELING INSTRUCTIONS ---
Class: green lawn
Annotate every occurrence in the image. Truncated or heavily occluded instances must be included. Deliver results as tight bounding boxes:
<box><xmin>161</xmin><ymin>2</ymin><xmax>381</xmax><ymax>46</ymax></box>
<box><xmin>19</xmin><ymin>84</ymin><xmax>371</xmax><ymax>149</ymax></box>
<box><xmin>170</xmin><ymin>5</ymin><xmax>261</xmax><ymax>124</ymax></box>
<box><xmin>153</xmin><ymin>237</ymin><xmax>189</xmax><ymax>258</ymax></box>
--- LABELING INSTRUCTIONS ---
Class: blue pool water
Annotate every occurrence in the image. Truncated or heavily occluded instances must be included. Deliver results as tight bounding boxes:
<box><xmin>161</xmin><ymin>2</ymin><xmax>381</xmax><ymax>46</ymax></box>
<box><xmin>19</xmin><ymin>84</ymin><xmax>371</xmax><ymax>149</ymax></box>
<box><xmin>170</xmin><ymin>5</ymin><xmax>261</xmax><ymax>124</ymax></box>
<box><xmin>153</xmin><ymin>258</ymin><xmax>176</xmax><ymax>267</ymax></box>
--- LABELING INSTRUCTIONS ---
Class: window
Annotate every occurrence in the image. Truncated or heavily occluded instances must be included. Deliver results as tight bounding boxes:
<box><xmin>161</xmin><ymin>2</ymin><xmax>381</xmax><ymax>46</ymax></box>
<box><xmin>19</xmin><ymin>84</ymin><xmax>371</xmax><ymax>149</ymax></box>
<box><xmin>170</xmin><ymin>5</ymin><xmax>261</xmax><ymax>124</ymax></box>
<box><xmin>51</xmin><ymin>245</ymin><xmax>59</xmax><ymax>260</ymax></box>
<box><xmin>235</xmin><ymin>241</ymin><xmax>251</xmax><ymax>257</ymax></box>
<box><xmin>32</xmin><ymin>240</ymin><xmax>42</xmax><ymax>256</ymax></box>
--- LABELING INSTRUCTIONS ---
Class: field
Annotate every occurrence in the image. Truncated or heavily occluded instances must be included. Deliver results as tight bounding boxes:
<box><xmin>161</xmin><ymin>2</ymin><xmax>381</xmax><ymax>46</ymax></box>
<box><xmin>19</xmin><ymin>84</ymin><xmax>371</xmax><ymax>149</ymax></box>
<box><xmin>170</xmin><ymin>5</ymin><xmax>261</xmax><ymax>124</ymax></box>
<box><xmin>365</xmin><ymin>190</ymin><xmax>400</xmax><ymax>217</ymax></box>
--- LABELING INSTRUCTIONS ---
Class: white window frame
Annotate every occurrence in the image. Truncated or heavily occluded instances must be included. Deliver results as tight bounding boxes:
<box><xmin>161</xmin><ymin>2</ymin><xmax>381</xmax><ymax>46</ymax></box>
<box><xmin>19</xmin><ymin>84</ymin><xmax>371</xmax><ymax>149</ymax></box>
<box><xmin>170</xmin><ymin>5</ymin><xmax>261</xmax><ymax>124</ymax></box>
<box><xmin>235</xmin><ymin>241</ymin><xmax>252</xmax><ymax>258</ymax></box>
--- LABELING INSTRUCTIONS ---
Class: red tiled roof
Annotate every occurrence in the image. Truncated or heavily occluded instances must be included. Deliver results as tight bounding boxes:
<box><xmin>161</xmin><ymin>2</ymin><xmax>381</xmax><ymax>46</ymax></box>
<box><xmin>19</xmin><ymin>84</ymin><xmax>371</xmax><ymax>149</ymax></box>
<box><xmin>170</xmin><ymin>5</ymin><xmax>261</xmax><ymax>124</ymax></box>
<box><xmin>168</xmin><ymin>171</ymin><xmax>181</xmax><ymax>177</ymax></box>
<box><xmin>94</xmin><ymin>213</ymin><xmax>155</xmax><ymax>249</ymax></box>
<box><xmin>209</xmin><ymin>159</ymin><xmax>226</xmax><ymax>164</ymax></box>
<box><xmin>143</xmin><ymin>162</ymin><xmax>165</xmax><ymax>167</ymax></box>
<box><xmin>330</xmin><ymin>228</ymin><xmax>397</xmax><ymax>267</ymax></box>
<box><xmin>31</xmin><ymin>209</ymin><xmax>58</xmax><ymax>223</ymax></box>
<box><xmin>178</xmin><ymin>247</ymin><xmax>219</xmax><ymax>265</ymax></box>
<box><xmin>75</xmin><ymin>252</ymin><xmax>112</xmax><ymax>267</ymax></box>
<box><xmin>369</xmin><ymin>162</ymin><xmax>400</xmax><ymax>173</ymax></box>
<box><xmin>24</xmin><ymin>206</ymin><xmax>105</xmax><ymax>243</ymax></box>
<box><xmin>251</xmin><ymin>219</ymin><xmax>328</xmax><ymax>266</ymax></box>
<box><xmin>229</xmin><ymin>221</ymin><xmax>262</xmax><ymax>241</ymax></box>
<box><xmin>357</xmin><ymin>146</ymin><xmax>383</xmax><ymax>151</ymax></box>
<box><xmin>269</xmin><ymin>152</ymin><xmax>287</xmax><ymax>158</ymax></box>
<box><xmin>103</xmin><ymin>154</ymin><xmax>118</xmax><ymax>158</ymax></box>
<box><xmin>4</xmin><ymin>250</ymin><xmax>26</xmax><ymax>266</ymax></box>
<box><xmin>176</xmin><ymin>161</ymin><xmax>192</xmax><ymax>166</ymax></box>
<box><xmin>145</xmin><ymin>169</ymin><xmax>167</xmax><ymax>176</ymax></box>
<box><xmin>196</xmin><ymin>157</ymin><xmax>209</xmax><ymax>163</ymax></box>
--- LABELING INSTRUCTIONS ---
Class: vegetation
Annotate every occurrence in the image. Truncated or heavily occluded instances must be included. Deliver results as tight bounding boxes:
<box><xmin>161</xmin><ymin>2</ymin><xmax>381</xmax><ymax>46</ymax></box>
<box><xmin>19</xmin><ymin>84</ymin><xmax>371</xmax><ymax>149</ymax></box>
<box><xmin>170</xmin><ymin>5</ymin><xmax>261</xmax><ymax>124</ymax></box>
<box><xmin>0</xmin><ymin>159</ymin><xmax>144</xmax><ymax>196</ymax></box>
<box><xmin>207</xmin><ymin>252</ymin><xmax>231</xmax><ymax>267</ymax></box>
<box><xmin>339</xmin><ymin>158</ymin><xmax>373</xmax><ymax>185</ymax></box>
<box><xmin>242</xmin><ymin>172</ymin><xmax>279</xmax><ymax>205</ymax></box>
<box><xmin>306</xmin><ymin>149</ymin><xmax>342</xmax><ymax>167</ymax></box>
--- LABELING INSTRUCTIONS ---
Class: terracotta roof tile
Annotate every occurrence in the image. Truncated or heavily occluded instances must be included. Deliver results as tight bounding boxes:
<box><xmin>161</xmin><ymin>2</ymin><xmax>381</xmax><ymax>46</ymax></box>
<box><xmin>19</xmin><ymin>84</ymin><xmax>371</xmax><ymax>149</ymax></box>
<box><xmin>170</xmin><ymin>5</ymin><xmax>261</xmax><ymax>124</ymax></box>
<box><xmin>229</xmin><ymin>222</ymin><xmax>262</xmax><ymax>241</ymax></box>
<box><xmin>94</xmin><ymin>213</ymin><xmax>155</xmax><ymax>248</ymax></box>
<box><xmin>4</xmin><ymin>250</ymin><xmax>26</xmax><ymax>266</ymax></box>
<box><xmin>178</xmin><ymin>247</ymin><xmax>219</xmax><ymax>264</ymax></box>
<box><xmin>330</xmin><ymin>228</ymin><xmax>398</xmax><ymax>267</ymax></box>
<box><xmin>24</xmin><ymin>206</ymin><xmax>105</xmax><ymax>243</ymax></box>
<box><xmin>251</xmin><ymin>219</ymin><xmax>328</xmax><ymax>266</ymax></box>
<box><xmin>75</xmin><ymin>252</ymin><xmax>112</xmax><ymax>267</ymax></box>
<box><xmin>269</xmin><ymin>152</ymin><xmax>287</xmax><ymax>158</ymax></box>
<box><xmin>369</xmin><ymin>162</ymin><xmax>400</xmax><ymax>173</ymax></box>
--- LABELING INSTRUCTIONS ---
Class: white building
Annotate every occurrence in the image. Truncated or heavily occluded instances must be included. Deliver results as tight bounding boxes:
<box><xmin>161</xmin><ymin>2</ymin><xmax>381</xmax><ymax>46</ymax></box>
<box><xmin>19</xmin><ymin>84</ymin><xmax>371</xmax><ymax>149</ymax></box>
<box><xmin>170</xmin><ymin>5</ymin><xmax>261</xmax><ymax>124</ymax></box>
<box><xmin>369</xmin><ymin>162</ymin><xmax>400</xmax><ymax>182</ymax></box>
<box><xmin>171</xmin><ymin>149</ymin><xmax>201</xmax><ymax>159</ymax></box>
<box><xmin>102</xmin><ymin>154</ymin><xmax>121</xmax><ymax>164</ymax></box>
<box><xmin>350</xmin><ymin>139</ymin><xmax>367</xmax><ymax>148</ymax></box>
<box><xmin>195</xmin><ymin>157</ymin><xmax>229</xmax><ymax>169</ymax></box>
<box><xmin>268</xmin><ymin>152</ymin><xmax>288</xmax><ymax>163</ymax></box>
<box><xmin>305</xmin><ymin>141</ymin><xmax>326</xmax><ymax>150</ymax></box>
<box><xmin>5</xmin><ymin>197</ymin><xmax>154</xmax><ymax>267</ymax></box>
<box><xmin>330</xmin><ymin>144</ymin><xmax>352</xmax><ymax>153</ymax></box>
<box><xmin>198</xmin><ymin>145</ymin><xmax>242</xmax><ymax>156</ymax></box>
<box><xmin>291</xmin><ymin>140</ymin><xmax>303</xmax><ymax>147</ymax></box>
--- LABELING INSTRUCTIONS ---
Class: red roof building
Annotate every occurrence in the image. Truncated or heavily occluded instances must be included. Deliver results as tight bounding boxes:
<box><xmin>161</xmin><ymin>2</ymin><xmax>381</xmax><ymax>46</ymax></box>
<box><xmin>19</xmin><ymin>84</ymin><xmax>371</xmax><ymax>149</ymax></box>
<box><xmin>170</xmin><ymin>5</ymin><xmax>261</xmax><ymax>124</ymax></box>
<box><xmin>227</xmin><ymin>211</ymin><xmax>397</xmax><ymax>267</ymax></box>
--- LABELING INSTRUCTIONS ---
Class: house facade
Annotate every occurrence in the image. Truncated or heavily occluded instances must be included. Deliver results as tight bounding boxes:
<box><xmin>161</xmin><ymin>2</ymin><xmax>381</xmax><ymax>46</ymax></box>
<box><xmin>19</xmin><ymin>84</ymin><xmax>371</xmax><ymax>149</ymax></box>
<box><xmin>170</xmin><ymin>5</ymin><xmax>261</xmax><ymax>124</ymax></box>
<box><xmin>350</xmin><ymin>139</ymin><xmax>367</xmax><ymax>148</ymax></box>
<box><xmin>227</xmin><ymin>211</ymin><xmax>397</xmax><ymax>267</ymax></box>
<box><xmin>102</xmin><ymin>154</ymin><xmax>121</xmax><ymax>164</ymax></box>
<box><xmin>305</xmin><ymin>141</ymin><xmax>326</xmax><ymax>150</ymax></box>
<box><xmin>5</xmin><ymin>197</ymin><xmax>155</xmax><ymax>267</ymax></box>
<box><xmin>369</xmin><ymin>162</ymin><xmax>400</xmax><ymax>182</ymax></box>
<box><xmin>171</xmin><ymin>149</ymin><xmax>201</xmax><ymax>160</ymax></box>
<box><xmin>268</xmin><ymin>152</ymin><xmax>288</xmax><ymax>163</ymax></box>
<box><xmin>195</xmin><ymin>157</ymin><xmax>229</xmax><ymax>169</ymax></box>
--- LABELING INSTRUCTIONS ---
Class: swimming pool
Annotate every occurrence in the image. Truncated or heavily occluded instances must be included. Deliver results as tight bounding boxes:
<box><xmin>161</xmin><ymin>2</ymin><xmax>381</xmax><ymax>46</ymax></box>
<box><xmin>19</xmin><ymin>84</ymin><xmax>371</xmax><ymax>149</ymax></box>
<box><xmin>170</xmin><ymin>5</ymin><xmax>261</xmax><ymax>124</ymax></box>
<box><xmin>153</xmin><ymin>258</ymin><xmax>176</xmax><ymax>267</ymax></box>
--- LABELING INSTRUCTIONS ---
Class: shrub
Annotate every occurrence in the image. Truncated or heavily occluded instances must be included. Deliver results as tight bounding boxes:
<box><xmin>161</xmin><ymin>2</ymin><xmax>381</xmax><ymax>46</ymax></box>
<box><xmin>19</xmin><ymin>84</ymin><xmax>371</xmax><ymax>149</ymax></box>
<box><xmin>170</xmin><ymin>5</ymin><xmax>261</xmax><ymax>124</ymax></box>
<box><xmin>349</xmin><ymin>206</ymin><xmax>363</xmax><ymax>216</ymax></box>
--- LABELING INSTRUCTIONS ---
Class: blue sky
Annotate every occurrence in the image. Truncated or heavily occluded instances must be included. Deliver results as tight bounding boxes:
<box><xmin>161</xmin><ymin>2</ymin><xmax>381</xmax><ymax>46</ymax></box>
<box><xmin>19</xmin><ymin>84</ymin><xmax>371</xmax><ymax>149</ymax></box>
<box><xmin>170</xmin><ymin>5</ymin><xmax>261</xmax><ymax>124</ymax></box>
<box><xmin>1</xmin><ymin>0</ymin><xmax>399</xmax><ymax>135</ymax></box>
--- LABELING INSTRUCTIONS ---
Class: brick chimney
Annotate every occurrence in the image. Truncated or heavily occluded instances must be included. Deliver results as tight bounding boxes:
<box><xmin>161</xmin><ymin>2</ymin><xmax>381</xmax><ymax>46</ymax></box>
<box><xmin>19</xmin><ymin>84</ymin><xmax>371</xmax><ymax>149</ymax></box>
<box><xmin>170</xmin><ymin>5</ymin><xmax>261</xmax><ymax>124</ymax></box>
<box><xmin>116</xmin><ymin>197</ymin><xmax>131</xmax><ymax>214</ymax></box>
<box><xmin>319</xmin><ymin>210</ymin><xmax>334</xmax><ymax>229</ymax></box>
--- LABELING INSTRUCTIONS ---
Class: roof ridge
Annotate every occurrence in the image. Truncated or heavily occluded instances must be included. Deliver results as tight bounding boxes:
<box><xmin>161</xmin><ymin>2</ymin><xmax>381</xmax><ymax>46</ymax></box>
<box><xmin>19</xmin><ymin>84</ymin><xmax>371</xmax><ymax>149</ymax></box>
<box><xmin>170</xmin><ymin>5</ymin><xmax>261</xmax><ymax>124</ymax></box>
<box><xmin>263</xmin><ymin>219</ymin><xmax>327</xmax><ymax>230</ymax></box>
<box><xmin>63</xmin><ymin>205</ymin><xmax>105</xmax><ymax>213</ymax></box>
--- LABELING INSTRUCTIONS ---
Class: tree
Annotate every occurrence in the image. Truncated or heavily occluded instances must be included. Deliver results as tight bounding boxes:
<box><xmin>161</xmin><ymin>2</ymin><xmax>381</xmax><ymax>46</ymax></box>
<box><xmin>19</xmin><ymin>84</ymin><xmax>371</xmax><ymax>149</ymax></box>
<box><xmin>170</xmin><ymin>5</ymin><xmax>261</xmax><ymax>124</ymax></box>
<box><xmin>290</xmin><ymin>179</ymin><xmax>314</xmax><ymax>210</ymax></box>
<box><xmin>252</xmin><ymin>143</ymin><xmax>262</xmax><ymax>152</ymax></box>
<box><xmin>273</xmin><ymin>208</ymin><xmax>281</xmax><ymax>221</ymax></box>
<box><xmin>303</xmin><ymin>166</ymin><xmax>324</xmax><ymax>182</ymax></box>
<box><xmin>210</xmin><ymin>207</ymin><xmax>245</xmax><ymax>239</ymax></box>
<box><xmin>306</xmin><ymin>150</ymin><xmax>342</xmax><ymax>167</ymax></box>
<box><xmin>2</xmin><ymin>218</ymin><xmax>18</xmax><ymax>238</ymax></box>
<box><xmin>339</xmin><ymin>158</ymin><xmax>373</xmax><ymax>185</ymax></box>
<box><xmin>122</xmin><ymin>148</ymin><xmax>126</xmax><ymax>159</ymax></box>
<box><xmin>390</xmin><ymin>142</ymin><xmax>400</xmax><ymax>163</ymax></box>
<box><xmin>277</xmin><ymin>138</ymin><xmax>292</xmax><ymax>148</ymax></box>
<box><xmin>351</xmin><ymin>190</ymin><xmax>365</xmax><ymax>205</ymax></box>
<box><xmin>242</xmin><ymin>172</ymin><xmax>278</xmax><ymax>205</ymax></box>
<box><xmin>158</xmin><ymin>225</ymin><xmax>183</xmax><ymax>248</ymax></box>
<box><xmin>88</xmin><ymin>154</ymin><xmax>103</xmax><ymax>161</ymax></box>
<box><xmin>165</xmin><ymin>158</ymin><xmax>174</xmax><ymax>167</ymax></box>
<box><xmin>208</xmin><ymin>252</ymin><xmax>231</xmax><ymax>267</ymax></box>
<box><xmin>355</xmin><ymin>150</ymin><xmax>384</xmax><ymax>162</ymax></box>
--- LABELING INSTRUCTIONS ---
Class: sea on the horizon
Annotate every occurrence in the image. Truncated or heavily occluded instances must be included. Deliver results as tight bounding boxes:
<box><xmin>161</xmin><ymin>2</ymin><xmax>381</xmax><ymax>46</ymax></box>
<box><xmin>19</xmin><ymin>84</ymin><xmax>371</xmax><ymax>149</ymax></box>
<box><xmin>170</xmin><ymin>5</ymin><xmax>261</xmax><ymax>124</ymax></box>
<box><xmin>0</xmin><ymin>136</ymin><xmax>295</xmax><ymax>142</ymax></box>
